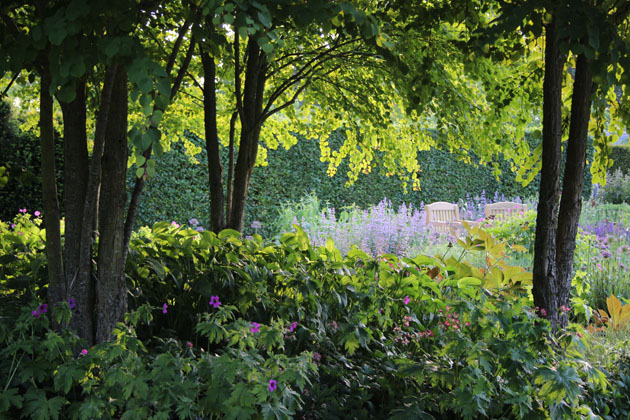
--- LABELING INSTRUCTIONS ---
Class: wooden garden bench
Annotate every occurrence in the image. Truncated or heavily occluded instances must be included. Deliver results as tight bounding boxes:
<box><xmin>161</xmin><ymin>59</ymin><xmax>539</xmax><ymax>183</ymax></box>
<box><xmin>484</xmin><ymin>201</ymin><xmax>527</xmax><ymax>220</ymax></box>
<box><xmin>425</xmin><ymin>201</ymin><xmax>462</xmax><ymax>236</ymax></box>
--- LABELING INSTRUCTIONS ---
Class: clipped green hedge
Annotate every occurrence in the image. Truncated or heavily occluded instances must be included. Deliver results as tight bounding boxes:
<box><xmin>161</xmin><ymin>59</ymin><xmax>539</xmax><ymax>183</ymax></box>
<box><xmin>610</xmin><ymin>145</ymin><xmax>630</xmax><ymax>175</ymax></box>
<box><xmin>0</xmin><ymin>100</ymin><xmax>63</xmax><ymax>222</ymax></box>
<box><xmin>137</xmin><ymin>132</ymin><xmax>593</xmax><ymax>236</ymax></box>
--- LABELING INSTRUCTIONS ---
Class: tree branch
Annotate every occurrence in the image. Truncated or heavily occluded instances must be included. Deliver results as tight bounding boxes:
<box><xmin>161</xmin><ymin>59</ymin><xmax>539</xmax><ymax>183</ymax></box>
<box><xmin>165</xmin><ymin>18</ymin><xmax>191</xmax><ymax>76</ymax></box>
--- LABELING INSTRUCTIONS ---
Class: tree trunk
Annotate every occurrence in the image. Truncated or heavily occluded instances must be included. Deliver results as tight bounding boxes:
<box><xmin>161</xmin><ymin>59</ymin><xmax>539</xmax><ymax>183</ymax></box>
<box><xmin>532</xmin><ymin>16</ymin><xmax>566</xmax><ymax>330</ymax></box>
<box><xmin>201</xmin><ymin>48</ymin><xmax>225</xmax><ymax>233</ymax></box>
<box><xmin>40</xmin><ymin>71</ymin><xmax>65</xmax><ymax>309</ymax></box>
<box><xmin>225</xmin><ymin>111</ymin><xmax>238</xmax><ymax>224</ymax></box>
<box><xmin>228</xmin><ymin>39</ymin><xmax>266</xmax><ymax>231</ymax></box>
<box><xmin>555</xmin><ymin>53</ymin><xmax>593</xmax><ymax>327</ymax></box>
<box><xmin>59</xmin><ymin>81</ymin><xmax>89</xmax><ymax>299</ymax></box>
<box><xmin>95</xmin><ymin>69</ymin><xmax>129</xmax><ymax>344</ymax></box>
<box><xmin>70</xmin><ymin>65</ymin><xmax>117</xmax><ymax>345</ymax></box>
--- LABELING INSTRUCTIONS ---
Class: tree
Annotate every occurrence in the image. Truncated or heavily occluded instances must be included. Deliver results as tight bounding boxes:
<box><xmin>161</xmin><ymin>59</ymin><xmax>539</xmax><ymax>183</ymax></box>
<box><xmin>0</xmin><ymin>0</ymin><xmax>197</xmax><ymax>344</ymax></box>
<box><xmin>163</xmin><ymin>0</ymin><xmax>540</xmax><ymax>233</ymax></box>
<box><xmin>481</xmin><ymin>0</ymin><xmax>630</xmax><ymax>329</ymax></box>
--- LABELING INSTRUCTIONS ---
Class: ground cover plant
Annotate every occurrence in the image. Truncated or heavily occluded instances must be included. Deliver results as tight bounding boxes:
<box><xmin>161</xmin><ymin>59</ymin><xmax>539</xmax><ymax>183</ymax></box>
<box><xmin>3</xmin><ymin>212</ymin><xmax>630</xmax><ymax>419</ymax></box>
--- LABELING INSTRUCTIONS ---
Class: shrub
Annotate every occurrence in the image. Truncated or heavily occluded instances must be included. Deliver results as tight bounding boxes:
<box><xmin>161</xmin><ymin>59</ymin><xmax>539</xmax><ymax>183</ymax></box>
<box><xmin>598</xmin><ymin>169</ymin><xmax>630</xmax><ymax>204</ymax></box>
<box><xmin>1</xmin><ymin>219</ymin><xmax>622</xmax><ymax>419</ymax></box>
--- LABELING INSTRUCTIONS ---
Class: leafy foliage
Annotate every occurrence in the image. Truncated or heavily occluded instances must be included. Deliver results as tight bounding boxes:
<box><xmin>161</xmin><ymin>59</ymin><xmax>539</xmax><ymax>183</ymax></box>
<box><xmin>1</xmin><ymin>216</ymin><xmax>629</xmax><ymax>419</ymax></box>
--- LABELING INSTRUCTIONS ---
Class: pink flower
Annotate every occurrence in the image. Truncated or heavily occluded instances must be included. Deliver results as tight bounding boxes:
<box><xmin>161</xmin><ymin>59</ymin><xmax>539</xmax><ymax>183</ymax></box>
<box><xmin>403</xmin><ymin>296</ymin><xmax>410</xmax><ymax>305</ymax></box>
<box><xmin>541</xmin><ymin>308</ymin><xmax>547</xmax><ymax>317</ymax></box>
<box><xmin>171</xmin><ymin>221</ymin><xmax>180</xmax><ymax>227</ymax></box>
<box><xmin>289</xmin><ymin>321</ymin><xmax>297</xmax><ymax>332</ymax></box>
<box><xmin>32</xmin><ymin>310</ymin><xmax>39</xmax><ymax>318</ymax></box>
<box><xmin>268</xmin><ymin>379</ymin><xmax>277</xmax><ymax>392</ymax></box>
<box><xmin>19</xmin><ymin>208</ymin><xmax>27</xmax><ymax>213</ymax></box>
<box><xmin>80</xmin><ymin>349</ymin><xmax>88</xmax><ymax>356</ymax></box>
<box><xmin>186</xmin><ymin>341</ymin><xmax>193</xmax><ymax>348</ymax></box>
<box><xmin>34</xmin><ymin>211</ymin><xmax>40</xmax><ymax>217</ymax></box>
<box><xmin>597</xmin><ymin>263</ymin><xmax>602</xmax><ymax>271</ymax></box>
<box><xmin>162</xmin><ymin>303</ymin><xmax>168</xmax><ymax>314</ymax></box>
<box><xmin>465</xmin><ymin>321</ymin><xmax>471</xmax><ymax>326</ymax></box>
<box><xmin>209</xmin><ymin>296</ymin><xmax>221</xmax><ymax>308</ymax></box>
<box><xmin>250</xmin><ymin>322</ymin><xmax>260</xmax><ymax>333</ymax></box>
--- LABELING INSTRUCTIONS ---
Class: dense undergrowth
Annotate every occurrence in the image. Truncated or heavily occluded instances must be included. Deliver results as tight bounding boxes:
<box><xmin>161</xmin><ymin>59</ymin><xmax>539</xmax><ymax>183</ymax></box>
<box><xmin>3</xmin><ymin>213</ymin><xmax>630</xmax><ymax>419</ymax></box>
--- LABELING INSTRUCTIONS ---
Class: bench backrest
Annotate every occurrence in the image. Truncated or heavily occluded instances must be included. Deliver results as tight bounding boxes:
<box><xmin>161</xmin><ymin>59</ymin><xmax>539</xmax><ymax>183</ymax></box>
<box><xmin>485</xmin><ymin>201</ymin><xmax>527</xmax><ymax>220</ymax></box>
<box><xmin>425</xmin><ymin>201</ymin><xmax>460</xmax><ymax>225</ymax></box>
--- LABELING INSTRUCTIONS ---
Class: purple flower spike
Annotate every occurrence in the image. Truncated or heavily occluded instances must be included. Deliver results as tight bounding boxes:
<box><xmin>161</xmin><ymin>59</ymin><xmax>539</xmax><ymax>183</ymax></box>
<box><xmin>162</xmin><ymin>303</ymin><xmax>168</xmax><ymax>314</ymax></box>
<box><xmin>68</xmin><ymin>298</ymin><xmax>76</xmax><ymax>309</ymax></box>
<box><xmin>250</xmin><ymin>322</ymin><xmax>260</xmax><ymax>333</ymax></box>
<box><xmin>32</xmin><ymin>310</ymin><xmax>40</xmax><ymax>318</ymax></box>
<box><xmin>268</xmin><ymin>379</ymin><xmax>277</xmax><ymax>392</ymax></box>
<box><xmin>209</xmin><ymin>296</ymin><xmax>221</xmax><ymax>308</ymax></box>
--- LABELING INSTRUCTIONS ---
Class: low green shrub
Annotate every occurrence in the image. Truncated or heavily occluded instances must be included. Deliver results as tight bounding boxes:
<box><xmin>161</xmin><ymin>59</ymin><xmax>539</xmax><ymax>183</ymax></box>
<box><xmin>597</xmin><ymin>169</ymin><xmax>630</xmax><ymax>204</ymax></box>
<box><xmin>0</xmin><ymin>219</ymin><xmax>623</xmax><ymax>419</ymax></box>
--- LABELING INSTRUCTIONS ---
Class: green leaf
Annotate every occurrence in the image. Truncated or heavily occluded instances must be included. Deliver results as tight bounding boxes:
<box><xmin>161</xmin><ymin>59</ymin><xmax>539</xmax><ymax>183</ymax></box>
<box><xmin>257</xmin><ymin>11</ymin><xmax>271</xmax><ymax>28</ymax></box>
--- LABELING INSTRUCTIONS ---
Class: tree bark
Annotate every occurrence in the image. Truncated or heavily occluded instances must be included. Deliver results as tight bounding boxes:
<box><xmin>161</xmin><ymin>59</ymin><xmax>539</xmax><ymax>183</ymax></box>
<box><xmin>532</xmin><ymin>16</ymin><xmax>566</xmax><ymax>330</ymax></box>
<box><xmin>59</xmin><ymin>81</ymin><xmax>88</xmax><ymax>300</ymax></box>
<box><xmin>40</xmin><ymin>71</ymin><xmax>65</xmax><ymax>309</ymax></box>
<box><xmin>555</xmin><ymin>53</ymin><xmax>593</xmax><ymax>327</ymax></box>
<box><xmin>228</xmin><ymin>38</ymin><xmax>266</xmax><ymax>231</ymax></box>
<box><xmin>225</xmin><ymin>111</ymin><xmax>238</xmax><ymax>224</ymax></box>
<box><xmin>70</xmin><ymin>65</ymin><xmax>118</xmax><ymax>345</ymax></box>
<box><xmin>95</xmin><ymin>69</ymin><xmax>129</xmax><ymax>344</ymax></box>
<box><xmin>201</xmin><ymin>47</ymin><xmax>225</xmax><ymax>232</ymax></box>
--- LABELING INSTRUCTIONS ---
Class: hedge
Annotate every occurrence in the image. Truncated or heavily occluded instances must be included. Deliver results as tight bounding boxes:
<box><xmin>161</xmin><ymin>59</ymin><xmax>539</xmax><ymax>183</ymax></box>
<box><xmin>610</xmin><ymin>144</ymin><xmax>630</xmax><ymax>175</ymax></box>
<box><xmin>0</xmin><ymin>100</ymin><xmax>63</xmax><ymax>221</ymax></box>
<box><xmin>136</xmin><ymin>132</ymin><xmax>573</xmax><ymax>237</ymax></box>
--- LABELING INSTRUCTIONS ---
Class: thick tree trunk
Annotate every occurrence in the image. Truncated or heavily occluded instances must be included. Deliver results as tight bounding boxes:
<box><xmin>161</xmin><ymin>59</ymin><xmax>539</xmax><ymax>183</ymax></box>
<box><xmin>40</xmin><ymin>71</ymin><xmax>65</xmax><ymax>309</ymax></box>
<box><xmin>59</xmin><ymin>81</ymin><xmax>89</xmax><ymax>298</ymax></box>
<box><xmin>70</xmin><ymin>65</ymin><xmax>118</xmax><ymax>345</ymax></box>
<box><xmin>532</xmin><ymin>16</ymin><xmax>566</xmax><ymax>330</ymax></box>
<box><xmin>201</xmin><ymin>48</ymin><xmax>225</xmax><ymax>233</ymax></box>
<box><xmin>95</xmin><ymin>69</ymin><xmax>129</xmax><ymax>344</ymax></box>
<box><xmin>228</xmin><ymin>39</ymin><xmax>266</xmax><ymax>231</ymax></box>
<box><xmin>555</xmin><ymin>53</ymin><xmax>593</xmax><ymax>327</ymax></box>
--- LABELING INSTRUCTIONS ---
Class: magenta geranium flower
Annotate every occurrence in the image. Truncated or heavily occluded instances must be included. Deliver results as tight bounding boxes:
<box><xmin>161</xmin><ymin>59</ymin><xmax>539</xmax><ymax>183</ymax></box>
<box><xmin>268</xmin><ymin>379</ymin><xmax>277</xmax><ymax>392</ymax></box>
<box><xmin>162</xmin><ymin>303</ymin><xmax>168</xmax><ymax>314</ymax></box>
<box><xmin>68</xmin><ymin>298</ymin><xmax>76</xmax><ymax>309</ymax></box>
<box><xmin>250</xmin><ymin>322</ymin><xmax>260</xmax><ymax>333</ymax></box>
<box><xmin>80</xmin><ymin>349</ymin><xmax>88</xmax><ymax>356</ymax></box>
<box><xmin>38</xmin><ymin>303</ymin><xmax>48</xmax><ymax>314</ymax></box>
<box><xmin>19</xmin><ymin>208</ymin><xmax>27</xmax><ymax>213</ymax></box>
<box><xmin>289</xmin><ymin>321</ymin><xmax>297</xmax><ymax>332</ymax></box>
<box><xmin>403</xmin><ymin>296</ymin><xmax>410</xmax><ymax>305</ymax></box>
<box><xmin>32</xmin><ymin>310</ymin><xmax>39</xmax><ymax>318</ymax></box>
<box><xmin>209</xmin><ymin>296</ymin><xmax>221</xmax><ymax>308</ymax></box>
<box><xmin>34</xmin><ymin>211</ymin><xmax>40</xmax><ymax>217</ymax></box>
